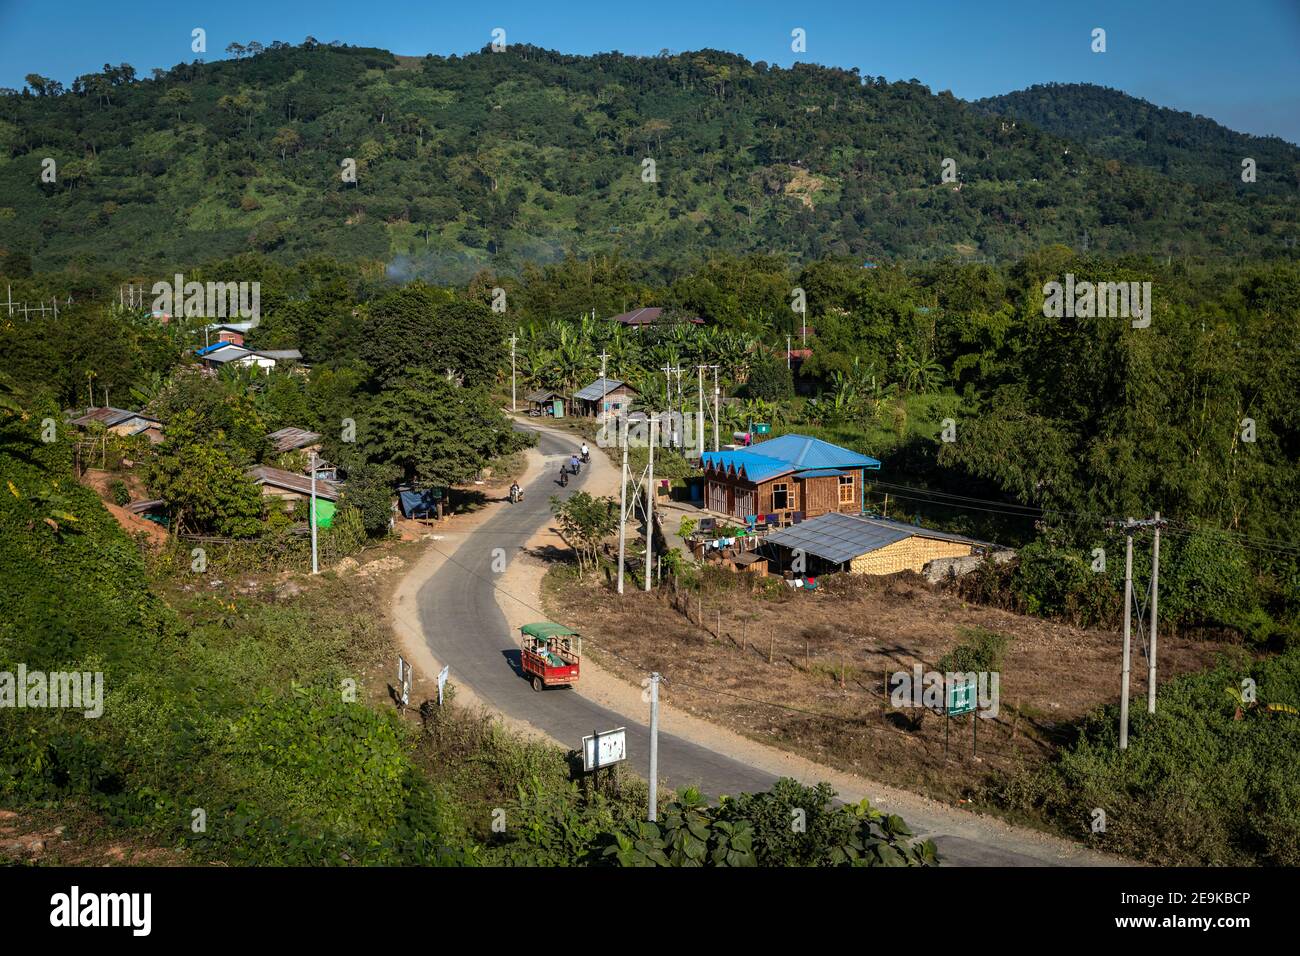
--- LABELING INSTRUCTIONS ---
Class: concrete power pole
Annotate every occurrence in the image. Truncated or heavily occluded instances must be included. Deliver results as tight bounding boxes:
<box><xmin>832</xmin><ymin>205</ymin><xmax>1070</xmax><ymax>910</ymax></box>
<box><xmin>696</xmin><ymin>364</ymin><xmax>706</xmax><ymax>459</ymax></box>
<box><xmin>648</xmin><ymin>671</ymin><xmax>661</xmax><ymax>822</ymax></box>
<box><xmin>509</xmin><ymin>334</ymin><xmax>517</xmax><ymax>412</ymax></box>
<box><xmin>599</xmin><ymin>349</ymin><xmax>609</xmax><ymax>439</ymax></box>
<box><xmin>309</xmin><ymin>451</ymin><xmax>320</xmax><ymax>575</ymax></box>
<box><xmin>1148</xmin><ymin>511</ymin><xmax>1161</xmax><ymax>714</ymax></box>
<box><xmin>712</xmin><ymin>365</ymin><xmax>720</xmax><ymax>452</ymax></box>
<box><xmin>617</xmin><ymin>417</ymin><xmax>629</xmax><ymax>595</ymax></box>
<box><xmin>1119</xmin><ymin>527</ymin><xmax>1133</xmax><ymax>751</ymax></box>
<box><xmin>644</xmin><ymin>415</ymin><xmax>657</xmax><ymax>592</ymax></box>
<box><xmin>1109</xmin><ymin>513</ymin><xmax>1166</xmax><ymax>747</ymax></box>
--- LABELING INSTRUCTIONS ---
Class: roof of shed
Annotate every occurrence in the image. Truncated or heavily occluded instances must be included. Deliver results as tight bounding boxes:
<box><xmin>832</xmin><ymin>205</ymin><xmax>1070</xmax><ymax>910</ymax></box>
<box><xmin>574</xmin><ymin>377</ymin><xmax>636</xmax><ymax>401</ymax></box>
<box><xmin>763</xmin><ymin>513</ymin><xmax>987</xmax><ymax>564</ymax></box>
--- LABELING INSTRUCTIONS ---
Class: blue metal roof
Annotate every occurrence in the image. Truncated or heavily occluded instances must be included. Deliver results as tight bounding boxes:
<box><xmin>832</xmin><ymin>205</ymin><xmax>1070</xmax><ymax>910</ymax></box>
<box><xmin>748</xmin><ymin>434</ymin><xmax>881</xmax><ymax>471</ymax></box>
<box><xmin>798</xmin><ymin>468</ymin><xmax>845</xmax><ymax>478</ymax></box>
<box><xmin>196</xmin><ymin>341</ymin><xmax>237</xmax><ymax>356</ymax></box>
<box><xmin>700</xmin><ymin>449</ymin><xmax>794</xmax><ymax>483</ymax></box>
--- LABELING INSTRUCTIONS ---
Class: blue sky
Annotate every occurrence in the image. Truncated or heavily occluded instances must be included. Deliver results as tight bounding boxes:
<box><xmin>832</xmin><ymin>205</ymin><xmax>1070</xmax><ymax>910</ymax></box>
<box><xmin>1</xmin><ymin>0</ymin><xmax>1297</xmax><ymax>143</ymax></box>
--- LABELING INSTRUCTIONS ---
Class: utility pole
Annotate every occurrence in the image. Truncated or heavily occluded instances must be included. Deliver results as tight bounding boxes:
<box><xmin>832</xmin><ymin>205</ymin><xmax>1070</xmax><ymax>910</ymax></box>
<box><xmin>509</xmin><ymin>333</ymin><xmax>517</xmax><ymax>412</ymax></box>
<box><xmin>309</xmin><ymin>451</ymin><xmax>320</xmax><ymax>575</ymax></box>
<box><xmin>644</xmin><ymin>415</ymin><xmax>657</xmax><ymax>592</ymax></box>
<box><xmin>711</xmin><ymin>365</ymin><xmax>720</xmax><ymax>452</ymax></box>
<box><xmin>648</xmin><ymin>671</ymin><xmax>661</xmax><ymax>822</ymax></box>
<box><xmin>599</xmin><ymin>349</ymin><xmax>609</xmax><ymax>438</ymax></box>
<box><xmin>1119</xmin><ymin>526</ymin><xmax>1133</xmax><ymax>751</ymax></box>
<box><xmin>1108</xmin><ymin>514</ymin><xmax>1166</xmax><ymax>746</ymax></box>
<box><xmin>696</xmin><ymin>364</ymin><xmax>706</xmax><ymax>459</ymax></box>
<box><xmin>1148</xmin><ymin>511</ymin><xmax>1161</xmax><ymax>715</ymax></box>
<box><xmin>617</xmin><ymin>417</ymin><xmax>629</xmax><ymax>595</ymax></box>
<box><xmin>786</xmin><ymin>335</ymin><xmax>792</xmax><ymax>369</ymax></box>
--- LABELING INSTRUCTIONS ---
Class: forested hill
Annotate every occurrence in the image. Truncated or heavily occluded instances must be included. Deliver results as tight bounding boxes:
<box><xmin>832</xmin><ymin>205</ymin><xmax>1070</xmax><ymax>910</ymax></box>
<box><xmin>976</xmin><ymin>83</ymin><xmax>1299</xmax><ymax>193</ymax></box>
<box><xmin>1</xmin><ymin>42</ymin><xmax>1296</xmax><ymax>279</ymax></box>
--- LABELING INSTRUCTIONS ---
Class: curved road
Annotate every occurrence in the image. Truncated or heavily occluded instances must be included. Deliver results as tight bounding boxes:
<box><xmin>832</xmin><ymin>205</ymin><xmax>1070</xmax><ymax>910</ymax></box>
<box><xmin>415</xmin><ymin>422</ymin><xmax>1093</xmax><ymax>866</ymax></box>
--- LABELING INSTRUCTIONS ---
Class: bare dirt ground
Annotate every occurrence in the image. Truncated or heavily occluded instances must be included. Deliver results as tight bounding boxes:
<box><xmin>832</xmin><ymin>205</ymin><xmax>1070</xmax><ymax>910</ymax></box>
<box><xmin>545</xmin><ymin>566</ymin><xmax>1240</xmax><ymax>809</ymax></box>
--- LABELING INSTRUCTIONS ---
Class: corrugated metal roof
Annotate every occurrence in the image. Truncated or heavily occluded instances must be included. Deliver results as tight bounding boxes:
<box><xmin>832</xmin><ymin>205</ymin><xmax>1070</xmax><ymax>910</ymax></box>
<box><xmin>524</xmin><ymin>389</ymin><xmax>559</xmax><ymax>403</ymax></box>
<box><xmin>798</xmin><ymin>468</ymin><xmax>845</xmax><ymax>478</ymax></box>
<box><xmin>750</xmin><ymin>433</ymin><xmax>881</xmax><ymax>471</ymax></box>
<box><xmin>247</xmin><ymin>465</ymin><xmax>339</xmax><ymax>500</ymax></box>
<box><xmin>574</xmin><ymin>377</ymin><xmax>633</xmax><ymax>401</ymax></box>
<box><xmin>764</xmin><ymin>513</ymin><xmax>910</xmax><ymax>563</ymax></box>
<box><xmin>267</xmin><ymin>427</ymin><xmax>322</xmax><ymax>453</ymax></box>
<box><xmin>764</xmin><ymin>513</ymin><xmax>989</xmax><ymax>564</ymax></box>
<box><xmin>69</xmin><ymin>406</ymin><xmax>161</xmax><ymax>428</ymax></box>
<box><xmin>700</xmin><ymin>449</ymin><xmax>794</xmax><ymax>483</ymax></box>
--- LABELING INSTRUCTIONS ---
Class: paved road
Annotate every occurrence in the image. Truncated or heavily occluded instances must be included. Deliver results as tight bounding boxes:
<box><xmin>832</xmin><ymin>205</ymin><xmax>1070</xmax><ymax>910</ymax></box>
<box><xmin>416</xmin><ymin>423</ymin><xmax>1069</xmax><ymax>865</ymax></box>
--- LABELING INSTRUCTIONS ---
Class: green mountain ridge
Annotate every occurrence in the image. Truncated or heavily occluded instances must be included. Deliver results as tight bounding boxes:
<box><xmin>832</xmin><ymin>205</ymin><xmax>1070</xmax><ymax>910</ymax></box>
<box><xmin>976</xmin><ymin>82</ymin><xmax>1299</xmax><ymax>192</ymax></box>
<box><xmin>1</xmin><ymin>44</ymin><xmax>1296</xmax><ymax>280</ymax></box>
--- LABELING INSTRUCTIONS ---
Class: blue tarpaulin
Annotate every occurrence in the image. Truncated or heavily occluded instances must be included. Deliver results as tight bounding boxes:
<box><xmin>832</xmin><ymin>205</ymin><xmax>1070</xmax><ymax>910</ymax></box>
<box><xmin>398</xmin><ymin>488</ymin><xmax>443</xmax><ymax>518</ymax></box>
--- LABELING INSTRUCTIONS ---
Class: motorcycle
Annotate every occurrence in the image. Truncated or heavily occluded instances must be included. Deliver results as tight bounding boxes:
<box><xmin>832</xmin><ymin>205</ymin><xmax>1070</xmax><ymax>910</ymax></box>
<box><xmin>580</xmin><ymin>450</ymin><xmax>590</xmax><ymax>464</ymax></box>
<box><xmin>558</xmin><ymin>469</ymin><xmax>569</xmax><ymax>487</ymax></box>
<box><xmin>508</xmin><ymin>486</ymin><xmax>524</xmax><ymax>503</ymax></box>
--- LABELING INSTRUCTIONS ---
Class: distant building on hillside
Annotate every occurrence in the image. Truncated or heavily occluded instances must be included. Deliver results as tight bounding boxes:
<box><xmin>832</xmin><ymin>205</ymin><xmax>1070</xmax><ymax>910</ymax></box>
<box><xmin>68</xmin><ymin>406</ymin><xmax>164</xmax><ymax>444</ymax></box>
<box><xmin>606</xmin><ymin>307</ymin><xmax>703</xmax><ymax>328</ymax></box>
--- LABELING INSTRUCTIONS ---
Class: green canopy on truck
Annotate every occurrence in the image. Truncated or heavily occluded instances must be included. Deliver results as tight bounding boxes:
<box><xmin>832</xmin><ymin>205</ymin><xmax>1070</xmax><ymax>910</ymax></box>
<box><xmin>520</xmin><ymin>622</ymin><xmax>578</xmax><ymax>640</ymax></box>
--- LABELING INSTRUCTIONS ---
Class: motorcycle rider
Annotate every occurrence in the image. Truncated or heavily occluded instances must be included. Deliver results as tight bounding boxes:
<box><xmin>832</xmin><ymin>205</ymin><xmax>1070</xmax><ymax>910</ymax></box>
<box><xmin>580</xmin><ymin>442</ymin><xmax>590</xmax><ymax>463</ymax></box>
<box><xmin>570</xmin><ymin>453</ymin><xmax>580</xmax><ymax>475</ymax></box>
<box><xmin>558</xmin><ymin>466</ymin><xmax>568</xmax><ymax>487</ymax></box>
<box><xmin>509</xmin><ymin>481</ymin><xmax>521</xmax><ymax>503</ymax></box>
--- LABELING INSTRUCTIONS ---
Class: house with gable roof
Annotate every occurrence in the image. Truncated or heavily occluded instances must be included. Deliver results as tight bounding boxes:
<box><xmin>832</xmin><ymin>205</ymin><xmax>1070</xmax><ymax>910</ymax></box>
<box><xmin>699</xmin><ymin>433</ymin><xmax>881</xmax><ymax>524</ymax></box>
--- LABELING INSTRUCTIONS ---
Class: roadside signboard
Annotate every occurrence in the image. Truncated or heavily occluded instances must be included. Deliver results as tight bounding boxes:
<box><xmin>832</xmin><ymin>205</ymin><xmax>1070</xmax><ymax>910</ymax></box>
<box><xmin>582</xmin><ymin>727</ymin><xmax>627</xmax><ymax>772</ymax></box>
<box><xmin>946</xmin><ymin>678</ymin><xmax>977</xmax><ymax>716</ymax></box>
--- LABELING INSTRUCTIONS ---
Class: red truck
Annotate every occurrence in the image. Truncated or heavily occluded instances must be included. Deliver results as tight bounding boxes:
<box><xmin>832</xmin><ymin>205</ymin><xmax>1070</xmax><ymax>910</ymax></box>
<box><xmin>519</xmin><ymin>622</ymin><xmax>581</xmax><ymax>691</ymax></box>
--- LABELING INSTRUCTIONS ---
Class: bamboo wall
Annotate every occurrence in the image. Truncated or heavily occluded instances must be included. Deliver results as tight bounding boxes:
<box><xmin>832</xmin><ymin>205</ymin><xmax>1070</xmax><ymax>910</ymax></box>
<box><xmin>848</xmin><ymin>536</ymin><xmax>975</xmax><ymax>576</ymax></box>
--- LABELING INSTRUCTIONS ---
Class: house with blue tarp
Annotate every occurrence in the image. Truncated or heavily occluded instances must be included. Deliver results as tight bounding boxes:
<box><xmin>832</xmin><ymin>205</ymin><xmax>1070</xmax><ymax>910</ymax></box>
<box><xmin>699</xmin><ymin>434</ymin><xmax>880</xmax><ymax>525</ymax></box>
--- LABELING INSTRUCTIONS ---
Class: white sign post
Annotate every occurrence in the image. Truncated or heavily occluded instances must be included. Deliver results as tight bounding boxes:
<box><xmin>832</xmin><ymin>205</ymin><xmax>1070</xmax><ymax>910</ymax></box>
<box><xmin>437</xmin><ymin>665</ymin><xmax>450</xmax><ymax>706</ymax></box>
<box><xmin>397</xmin><ymin>656</ymin><xmax>411</xmax><ymax>708</ymax></box>
<box><xmin>582</xmin><ymin>727</ymin><xmax>627</xmax><ymax>773</ymax></box>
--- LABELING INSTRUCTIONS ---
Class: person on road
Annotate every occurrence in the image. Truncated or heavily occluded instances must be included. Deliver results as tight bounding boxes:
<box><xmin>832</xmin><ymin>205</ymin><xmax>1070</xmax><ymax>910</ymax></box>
<box><xmin>570</xmin><ymin>453</ymin><xmax>580</xmax><ymax>475</ymax></box>
<box><xmin>509</xmin><ymin>481</ymin><xmax>521</xmax><ymax>503</ymax></box>
<box><xmin>558</xmin><ymin>466</ymin><xmax>568</xmax><ymax>487</ymax></box>
<box><xmin>580</xmin><ymin>442</ymin><xmax>590</xmax><ymax>463</ymax></box>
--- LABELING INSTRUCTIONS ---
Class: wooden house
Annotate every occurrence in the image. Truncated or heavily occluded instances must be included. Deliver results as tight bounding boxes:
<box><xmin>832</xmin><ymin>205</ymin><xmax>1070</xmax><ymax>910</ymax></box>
<box><xmin>573</xmin><ymin>377</ymin><xmax>638</xmax><ymax>418</ymax></box>
<box><xmin>699</xmin><ymin>434</ymin><xmax>880</xmax><ymax>524</ymax></box>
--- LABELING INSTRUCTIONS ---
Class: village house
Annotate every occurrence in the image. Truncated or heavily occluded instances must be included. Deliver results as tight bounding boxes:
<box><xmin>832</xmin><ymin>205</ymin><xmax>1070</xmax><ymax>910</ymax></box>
<box><xmin>573</xmin><ymin>377</ymin><xmax>638</xmax><ymax>418</ymax></box>
<box><xmin>763</xmin><ymin>512</ymin><xmax>998</xmax><ymax>577</ymax></box>
<box><xmin>68</xmin><ymin>406</ymin><xmax>164</xmax><ymax>444</ymax></box>
<box><xmin>197</xmin><ymin>342</ymin><xmax>306</xmax><ymax>373</ymax></box>
<box><xmin>203</xmin><ymin>321</ymin><xmax>258</xmax><ymax>347</ymax></box>
<box><xmin>699</xmin><ymin>433</ymin><xmax>880</xmax><ymax>525</ymax></box>
<box><xmin>246</xmin><ymin>465</ymin><xmax>339</xmax><ymax>525</ymax></box>
<box><xmin>606</xmin><ymin>307</ymin><xmax>703</xmax><ymax>329</ymax></box>
<box><xmin>523</xmin><ymin>388</ymin><xmax>566</xmax><ymax>418</ymax></box>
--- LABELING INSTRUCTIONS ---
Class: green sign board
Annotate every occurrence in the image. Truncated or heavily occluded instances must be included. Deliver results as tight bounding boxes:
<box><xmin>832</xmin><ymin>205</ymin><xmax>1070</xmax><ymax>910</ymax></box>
<box><xmin>753</xmin><ymin>422</ymin><xmax>771</xmax><ymax>435</ymax></box>
<box><xmin>946</xmin><ymin>678</ymin><xmax>977</xmax><ymax>716</ymax></box>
